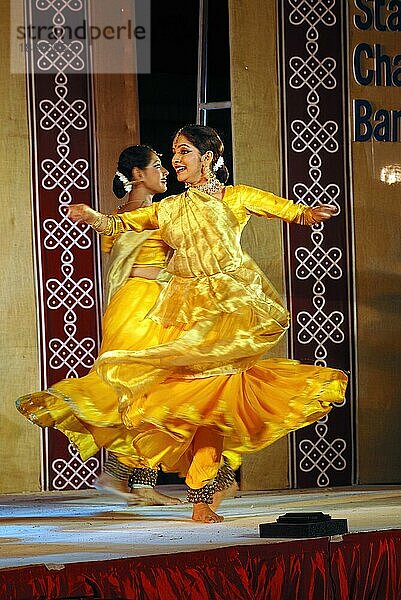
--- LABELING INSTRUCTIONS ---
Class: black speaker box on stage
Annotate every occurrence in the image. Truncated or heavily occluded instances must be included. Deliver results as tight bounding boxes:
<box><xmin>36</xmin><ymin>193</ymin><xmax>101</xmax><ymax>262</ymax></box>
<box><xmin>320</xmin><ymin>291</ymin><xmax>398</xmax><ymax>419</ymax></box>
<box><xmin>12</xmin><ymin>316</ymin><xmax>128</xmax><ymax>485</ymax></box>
<box><xmin>259</xmin><ymin>512</ymin><xmax>348</xmax><ymax>539</ymax></box>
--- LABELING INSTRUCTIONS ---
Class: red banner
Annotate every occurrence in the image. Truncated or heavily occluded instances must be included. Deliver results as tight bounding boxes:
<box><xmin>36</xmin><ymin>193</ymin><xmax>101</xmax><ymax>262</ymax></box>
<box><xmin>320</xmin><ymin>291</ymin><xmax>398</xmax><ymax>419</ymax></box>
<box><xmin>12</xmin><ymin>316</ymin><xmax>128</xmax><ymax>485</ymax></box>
<box><xmin>278</xmin><ymin>0</ymin><xmax>356</xmax><ymax>488</ymax></box>
<box><xmin>25</xmin><ymin>1</ymin><xmax>103</xmax><ymax>490</ymax></box>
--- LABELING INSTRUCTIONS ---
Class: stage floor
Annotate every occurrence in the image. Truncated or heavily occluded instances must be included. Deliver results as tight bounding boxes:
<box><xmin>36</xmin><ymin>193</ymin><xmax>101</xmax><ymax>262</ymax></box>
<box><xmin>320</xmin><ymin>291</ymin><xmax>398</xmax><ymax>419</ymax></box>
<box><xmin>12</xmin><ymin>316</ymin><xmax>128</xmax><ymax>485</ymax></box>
<box><xmin>1</xmin><ymin>485</ymin><xmax>400</xmax><ymax>570</ymax></box>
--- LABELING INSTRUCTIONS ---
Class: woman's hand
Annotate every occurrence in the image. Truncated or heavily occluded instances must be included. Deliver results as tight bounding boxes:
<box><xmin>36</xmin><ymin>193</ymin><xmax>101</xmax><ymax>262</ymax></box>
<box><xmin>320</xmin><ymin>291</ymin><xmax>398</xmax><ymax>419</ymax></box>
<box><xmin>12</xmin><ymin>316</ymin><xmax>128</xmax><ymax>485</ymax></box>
<box><xmin>67</xmin><ymin>204</ymin><xmax>99</xmax><ymax>224</ymax></box>
<box><xmin>311</xmin><ymin>204</ymin><xmax>338</xmax><ymax>223</ymax></box>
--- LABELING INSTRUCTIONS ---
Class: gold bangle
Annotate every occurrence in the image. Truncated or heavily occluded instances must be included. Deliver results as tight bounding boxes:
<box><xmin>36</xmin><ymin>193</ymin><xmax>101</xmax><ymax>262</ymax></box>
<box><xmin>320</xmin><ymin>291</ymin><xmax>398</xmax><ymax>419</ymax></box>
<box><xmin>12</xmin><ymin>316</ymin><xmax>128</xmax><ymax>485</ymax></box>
<box><xmin>301</xmin><ymin>207</ymin><xmax>318</xmax><ymax>226</ymax></box>
<box><xmin>91</xmin><ymin>213</ymin><xmax>109</xmax><ymax>233</ymax></box>
<box><xmin>103</xmin><ymin>218</ymin><xmax>114</xmax><ymax>236</ymax></box>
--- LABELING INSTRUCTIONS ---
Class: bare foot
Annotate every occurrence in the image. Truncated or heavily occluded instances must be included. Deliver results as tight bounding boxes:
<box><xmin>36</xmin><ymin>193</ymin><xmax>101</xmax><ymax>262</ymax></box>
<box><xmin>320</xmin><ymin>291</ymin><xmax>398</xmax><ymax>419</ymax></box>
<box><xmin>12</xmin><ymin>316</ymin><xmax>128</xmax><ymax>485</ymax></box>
<box><xmin>128</xmin><ymin>487</ymin><xmax>182</xmax><ymax>506</ymax></box>
<box><xmin>94</xmin><ymin>473</ymin><xmax>182</xmax><ymax>506</ymax></box>
<box><xmin>94</xmin><ymin>473</ymin><xmax>135</xmax><ymax>502</ymax></box>
<box><xmin>192</xmin><ymin>503</ymin><xmax>224</xmax><ymax>523</ymax></box>
<box><xmin>210</xmin><ymin>481</ymin><xmax>239</xmax><ymax>511</ymax></box>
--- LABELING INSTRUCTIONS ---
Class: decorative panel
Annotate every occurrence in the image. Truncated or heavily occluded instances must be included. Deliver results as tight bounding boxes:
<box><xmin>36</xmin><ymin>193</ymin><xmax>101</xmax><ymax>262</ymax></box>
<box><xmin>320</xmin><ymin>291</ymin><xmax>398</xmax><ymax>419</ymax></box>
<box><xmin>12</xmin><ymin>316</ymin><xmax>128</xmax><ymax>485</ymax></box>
<box><xmin>24</xmin><ymin>0</ymin><xmax>103</xmax><ymax>490</ymax></box>
<box><xmin>278</xmin><ymin>0</ymin><xmax>356</xmax><ymax>487</ymax></box>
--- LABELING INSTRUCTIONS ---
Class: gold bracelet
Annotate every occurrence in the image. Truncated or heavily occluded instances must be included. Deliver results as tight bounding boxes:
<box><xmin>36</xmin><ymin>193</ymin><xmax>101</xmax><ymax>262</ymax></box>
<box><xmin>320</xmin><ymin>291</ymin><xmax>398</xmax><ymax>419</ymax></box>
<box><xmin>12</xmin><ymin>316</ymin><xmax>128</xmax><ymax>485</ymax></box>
<box><xmin>91</xmin><ymin>213</ymin><xmax>110</xmax><ymax>233</ymax></box>
<box><xmin>103</xmin><ymin>218</ymin><xmax>114</xmax><ymax>236</ymax></box>
<box><xmin>301</xmin><ymin>207</ymin><xmax>318</xmax><ymax>226</ymax></box>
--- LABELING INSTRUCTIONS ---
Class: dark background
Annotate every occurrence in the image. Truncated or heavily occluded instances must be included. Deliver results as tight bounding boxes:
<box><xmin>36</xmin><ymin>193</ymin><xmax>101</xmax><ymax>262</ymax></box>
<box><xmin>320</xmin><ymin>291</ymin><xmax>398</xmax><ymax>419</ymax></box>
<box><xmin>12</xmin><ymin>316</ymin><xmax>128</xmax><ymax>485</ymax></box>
<box><xmin>137</xmin><ymin>0</ymin><xmax>231</xmax><ymax>200</ymax></box>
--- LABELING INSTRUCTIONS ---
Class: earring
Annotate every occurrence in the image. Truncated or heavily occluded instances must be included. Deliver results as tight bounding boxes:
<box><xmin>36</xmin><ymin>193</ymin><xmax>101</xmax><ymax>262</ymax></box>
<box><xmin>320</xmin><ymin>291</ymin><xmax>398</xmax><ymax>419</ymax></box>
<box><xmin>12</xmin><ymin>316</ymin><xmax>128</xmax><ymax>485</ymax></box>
<box><xmin>204</xmin><ymin>165</ymin><xmax>214</xmax><ymax>182</ymax></box>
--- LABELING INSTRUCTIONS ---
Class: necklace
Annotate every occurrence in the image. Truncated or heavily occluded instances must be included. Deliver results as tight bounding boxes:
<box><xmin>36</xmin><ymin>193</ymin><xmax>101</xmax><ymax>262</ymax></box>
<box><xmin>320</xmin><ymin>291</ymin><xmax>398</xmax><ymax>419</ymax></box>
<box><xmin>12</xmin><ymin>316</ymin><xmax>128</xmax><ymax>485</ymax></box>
<box><xmin>187</xmin><ymin>176</ymin><xmax>224</xmax><ymax>196</ymax></box>
<box><xmin>117</xmin><ymin>200</ymin><xmax>148</xmax><ymax>211</ymax></box>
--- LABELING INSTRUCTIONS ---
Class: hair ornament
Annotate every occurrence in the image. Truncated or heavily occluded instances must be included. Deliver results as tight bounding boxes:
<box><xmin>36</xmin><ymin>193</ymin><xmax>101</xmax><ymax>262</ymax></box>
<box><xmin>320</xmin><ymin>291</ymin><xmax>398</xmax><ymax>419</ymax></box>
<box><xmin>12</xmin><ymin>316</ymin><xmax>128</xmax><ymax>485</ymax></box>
<box><xmin>213</xmin><ymin>156</ymin><xmax>225</xmax><ymax>172</ymax></box>
<box><xmin>116</xmin><ymin>170</ymin><xmax>133</xmax><ymax>193</ymax></box>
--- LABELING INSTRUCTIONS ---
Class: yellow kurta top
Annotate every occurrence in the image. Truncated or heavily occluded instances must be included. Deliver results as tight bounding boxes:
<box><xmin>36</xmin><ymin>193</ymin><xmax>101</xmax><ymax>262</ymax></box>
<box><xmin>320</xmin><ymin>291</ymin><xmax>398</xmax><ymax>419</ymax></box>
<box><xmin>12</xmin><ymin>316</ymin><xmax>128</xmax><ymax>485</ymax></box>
<box><xmin>103</xmin><ymin>186</ymin><xmax>314</xmax><ymax>324</ymax></box>
<box><xmin>102</xmin><ymin>230</ymin><xmax>170</xmax><ymax>306</ymax></box>
<box><xmin>95</xmin><ymin>186</ymin><xmax>317</xmax><ymax>406</ymax></box>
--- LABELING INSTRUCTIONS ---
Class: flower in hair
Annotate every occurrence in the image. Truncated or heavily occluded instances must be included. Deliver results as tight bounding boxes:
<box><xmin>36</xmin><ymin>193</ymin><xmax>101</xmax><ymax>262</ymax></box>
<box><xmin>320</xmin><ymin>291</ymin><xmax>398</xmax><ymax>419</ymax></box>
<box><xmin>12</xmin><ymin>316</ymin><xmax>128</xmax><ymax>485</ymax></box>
<box><xmin>213</xmin><ymin>156</ymin><xmax>225</xmax><ymax>172</ymax></box>
<box><xmin>116</xmin><ymin>170</ymin><xmax>133</xmax><ymax>193</ymax></box>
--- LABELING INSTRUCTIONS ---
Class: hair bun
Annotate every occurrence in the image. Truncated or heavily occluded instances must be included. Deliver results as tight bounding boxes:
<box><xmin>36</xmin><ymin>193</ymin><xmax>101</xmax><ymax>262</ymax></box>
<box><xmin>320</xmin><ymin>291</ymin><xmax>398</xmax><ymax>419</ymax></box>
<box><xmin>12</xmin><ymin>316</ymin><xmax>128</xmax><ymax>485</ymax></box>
<box><xmin>215</xmin><ymin>164</ymin><xmax>229</xmax><ymax>184</ymax></box>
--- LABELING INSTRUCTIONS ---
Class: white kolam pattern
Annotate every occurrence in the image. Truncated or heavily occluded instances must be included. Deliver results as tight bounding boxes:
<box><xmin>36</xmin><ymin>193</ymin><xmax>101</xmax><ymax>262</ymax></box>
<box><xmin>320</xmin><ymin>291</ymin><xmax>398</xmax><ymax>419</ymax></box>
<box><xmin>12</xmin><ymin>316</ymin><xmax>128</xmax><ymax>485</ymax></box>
<box><xmin>52</xmin><ymin>444</ymin><xmax>99</xmax><ymax>490</ymax></box>
<box><xmin>29</xmin><ymin>0</ymin><xmax>101</xmax><ymax>488</ymax></box>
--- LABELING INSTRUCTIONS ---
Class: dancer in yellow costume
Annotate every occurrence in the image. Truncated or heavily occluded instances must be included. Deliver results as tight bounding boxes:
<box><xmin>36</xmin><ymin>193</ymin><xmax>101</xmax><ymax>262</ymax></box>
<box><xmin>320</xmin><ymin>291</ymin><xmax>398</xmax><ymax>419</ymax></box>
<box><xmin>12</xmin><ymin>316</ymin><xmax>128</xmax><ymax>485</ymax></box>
<box><xmin>68</xmin><ymin>125</ymin><xmax>347</xmax><ymax>524</ymax></box>
<box><xmin>17</xmin><ymin>144</ymin><xmax>181</xmax><ymax>505</ymax></box>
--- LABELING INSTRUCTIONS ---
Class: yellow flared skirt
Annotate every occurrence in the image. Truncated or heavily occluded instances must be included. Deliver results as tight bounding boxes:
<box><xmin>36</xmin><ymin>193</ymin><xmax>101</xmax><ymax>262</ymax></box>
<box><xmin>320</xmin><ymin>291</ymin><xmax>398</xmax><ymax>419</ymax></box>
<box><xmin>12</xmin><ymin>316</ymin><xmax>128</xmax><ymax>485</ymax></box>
<box><xmin>112</xmin><ymin>358</ymin><xmax>347</xmax><ymax>483</ymax></box>
<box><xmin>16</xmin><ymin>277</ymin><xmax>165</xmax><ymax>468</ymax></box>
<box><xmin>94</xmin><ymin>272</ymin><xmax>347</xmax><ymax>464</ymax></box>
<box><xmin>17</xmin><ymin>273</ymin><xmax>348</xmax><ymax>488</ymax></box>
<box><xmin>93</xmin><ymin>286</ymin><xmax>347</xmax><ymax>483</ymax></box>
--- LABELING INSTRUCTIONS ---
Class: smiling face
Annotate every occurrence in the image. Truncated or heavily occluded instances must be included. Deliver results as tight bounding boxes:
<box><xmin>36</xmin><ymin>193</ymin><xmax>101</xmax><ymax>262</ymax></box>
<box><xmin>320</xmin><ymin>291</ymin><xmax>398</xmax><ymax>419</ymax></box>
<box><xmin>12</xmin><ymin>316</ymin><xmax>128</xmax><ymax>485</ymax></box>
<box><xmin>135</xmin><ymin>152</ymin><xmax>169</xmax><ymax>196</ymax></box>
<box><xmin>171</xmin><ymin>134</ymin><xmax>212</xmax><ymax>186</ymax></box>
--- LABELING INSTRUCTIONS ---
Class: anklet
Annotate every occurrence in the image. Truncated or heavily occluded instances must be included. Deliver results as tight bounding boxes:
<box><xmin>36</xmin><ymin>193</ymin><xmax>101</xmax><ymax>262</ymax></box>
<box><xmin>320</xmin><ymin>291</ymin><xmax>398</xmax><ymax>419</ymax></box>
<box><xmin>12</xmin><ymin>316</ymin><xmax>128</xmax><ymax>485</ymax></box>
<box><xmin>187</xmin><ymin>482</ymin><xmax>216</xmax><ymax>504</ymax></box>
<box><xmin>103</xmin><ymin>454</ymin><xmax>132</xmax><ymax>482</ymax></box>
<box><xmin>130</xmin><ymin>484</ymin><xmax>153</xmax><ymax>489</ymax></box>
<box><xmin>128</xmin><ymin>467</ymin><xmax>158</xmax><ymax>489</ymax></box>
<box><xmin>214</xmin><ymin>460</ymin><xmax>236</xmax><ymax>492</ymax></box>
<box><xmin>187</xmin><ymin>460</ymin><xmax>236</xmax><ymax>503</ymax></box>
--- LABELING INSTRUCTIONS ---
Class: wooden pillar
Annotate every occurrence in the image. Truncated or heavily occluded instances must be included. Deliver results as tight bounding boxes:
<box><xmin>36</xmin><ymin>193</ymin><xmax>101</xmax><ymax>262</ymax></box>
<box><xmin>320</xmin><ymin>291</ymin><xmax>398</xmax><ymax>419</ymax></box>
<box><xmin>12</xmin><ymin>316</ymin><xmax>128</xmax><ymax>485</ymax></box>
<box><xmin>229</xmin><ymin>0</ymin><xmax>289</xmax><ymax>490</ymax></box>
<box><xmin>0</xmin><ymin>0</ymin><xmax>41</xmax><ymax>492</ymax></box>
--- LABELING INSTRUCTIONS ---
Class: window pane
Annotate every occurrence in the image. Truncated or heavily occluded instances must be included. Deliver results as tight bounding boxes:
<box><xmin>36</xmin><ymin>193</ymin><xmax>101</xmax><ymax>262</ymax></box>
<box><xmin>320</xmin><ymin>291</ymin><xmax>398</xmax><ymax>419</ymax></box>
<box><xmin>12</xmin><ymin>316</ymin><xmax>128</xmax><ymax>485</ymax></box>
<box><xmin>137</xmin><ymin>0</ymin><xmax>200</xmax><ymax>199</ymax></box>
<box><xmin>206</xmin><ymin>0</ymin><xmax>231</xmax><ymax>103</ymax></box>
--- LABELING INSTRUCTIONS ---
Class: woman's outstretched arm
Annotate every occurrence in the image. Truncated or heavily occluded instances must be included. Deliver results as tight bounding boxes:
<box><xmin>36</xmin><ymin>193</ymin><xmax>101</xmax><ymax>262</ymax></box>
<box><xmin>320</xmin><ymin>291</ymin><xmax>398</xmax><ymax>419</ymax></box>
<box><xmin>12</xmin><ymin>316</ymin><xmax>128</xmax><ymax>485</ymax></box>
<box><xmin>237</xmin><ymin>185</ymin><xmax>338</xmax><ymax>225</ymax></box>
<box><xmin>67</xmin><ymin>203</ymin><xmax>159</xmax><ymax>235</ymax></box>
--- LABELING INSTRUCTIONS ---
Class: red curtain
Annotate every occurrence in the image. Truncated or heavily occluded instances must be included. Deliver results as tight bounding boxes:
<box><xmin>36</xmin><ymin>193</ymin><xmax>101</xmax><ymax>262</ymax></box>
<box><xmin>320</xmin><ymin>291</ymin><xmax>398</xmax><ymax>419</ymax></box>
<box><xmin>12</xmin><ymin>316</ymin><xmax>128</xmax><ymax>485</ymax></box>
<box><xmin>239</xmin><ymin>539</ymin><xmax>332</xmax><ymax>599</ymax></box>
<box><xmin>2</xmin><ymin>530</ymin><xmax>401</xmax><ymax>599</ymax></box>
<box><xmin>330</xmin><ymin>530</ymin><xmax>401</xmax><ymax>600</ymax></box>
